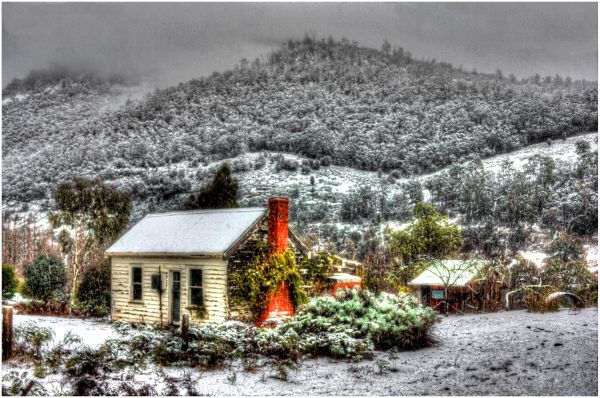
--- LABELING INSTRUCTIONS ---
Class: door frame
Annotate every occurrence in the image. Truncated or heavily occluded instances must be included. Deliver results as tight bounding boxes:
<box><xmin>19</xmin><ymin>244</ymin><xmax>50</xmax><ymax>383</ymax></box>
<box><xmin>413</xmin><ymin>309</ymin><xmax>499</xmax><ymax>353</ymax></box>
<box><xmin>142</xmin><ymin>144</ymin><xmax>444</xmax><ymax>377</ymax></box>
<box><xmin>169</xmin><ymin>270</ymin><xmax>182</xmax><ymax>325</ymax></box>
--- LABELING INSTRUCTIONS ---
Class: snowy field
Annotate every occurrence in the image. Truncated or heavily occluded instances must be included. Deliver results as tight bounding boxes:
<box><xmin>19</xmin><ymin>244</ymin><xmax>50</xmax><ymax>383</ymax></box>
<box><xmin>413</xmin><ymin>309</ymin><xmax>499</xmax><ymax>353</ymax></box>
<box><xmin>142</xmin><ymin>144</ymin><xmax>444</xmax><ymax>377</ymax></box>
<box><xmin>12</xmin><ymin>314</ymin><xmax>115</xmax><ymax>348</ymax></box>
<box><xmin>3</xmin><ymin>308</ymin><xmax>597</xmax><ymax>396</ymax></box>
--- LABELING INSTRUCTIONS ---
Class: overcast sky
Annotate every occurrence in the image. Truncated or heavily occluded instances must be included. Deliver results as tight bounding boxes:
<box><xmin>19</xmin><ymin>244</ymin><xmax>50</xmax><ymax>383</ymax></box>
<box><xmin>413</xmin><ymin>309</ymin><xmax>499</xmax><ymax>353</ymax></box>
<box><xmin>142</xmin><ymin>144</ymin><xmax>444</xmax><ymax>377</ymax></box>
<box><xmin>2</xmin><ymin>2</ymin><xmax>598</xmax><ymax>88</ymax></box>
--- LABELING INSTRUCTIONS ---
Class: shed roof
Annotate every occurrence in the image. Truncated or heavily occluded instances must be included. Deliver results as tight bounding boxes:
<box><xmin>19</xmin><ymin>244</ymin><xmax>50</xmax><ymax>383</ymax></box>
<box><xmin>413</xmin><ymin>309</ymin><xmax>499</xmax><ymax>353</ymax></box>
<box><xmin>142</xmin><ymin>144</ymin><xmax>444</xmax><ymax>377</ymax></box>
<box><xmin>408</xmin><ymin>259</ymin><xmax>486</xmax><ymax>287</ymax></box>
<box><xmin>106</xmin><ymin>207</ymin><xmax>267</xmax><ymax>257</ymax></box>
<box><xmin>327</xmin><ymin>273</ymin><xmax>361</xmax><ymax>282</ymax></box>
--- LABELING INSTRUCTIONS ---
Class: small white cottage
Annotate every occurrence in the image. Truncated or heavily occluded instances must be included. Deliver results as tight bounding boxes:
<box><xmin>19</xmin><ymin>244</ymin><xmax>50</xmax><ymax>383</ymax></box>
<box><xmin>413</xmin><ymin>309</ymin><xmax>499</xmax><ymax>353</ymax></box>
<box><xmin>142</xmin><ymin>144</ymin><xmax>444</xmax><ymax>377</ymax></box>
<box><xmin>105</xmin><ymin>197</ymin><xmax>306</xmax><ymax>326</ymax></box>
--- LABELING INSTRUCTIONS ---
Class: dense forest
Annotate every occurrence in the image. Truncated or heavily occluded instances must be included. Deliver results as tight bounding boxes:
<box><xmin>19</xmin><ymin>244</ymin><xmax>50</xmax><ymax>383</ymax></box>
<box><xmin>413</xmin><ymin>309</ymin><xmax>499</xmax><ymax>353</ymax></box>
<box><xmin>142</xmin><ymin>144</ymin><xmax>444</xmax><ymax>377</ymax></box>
<box><xmin>331</xmin><ymin>141</ymin><xmax>597</xmax><ymax>259</ymax></box>
<box><xmin>3</xmin><ymin>36</ymin><xmax>597</xmax><ymax>206</ymax></box>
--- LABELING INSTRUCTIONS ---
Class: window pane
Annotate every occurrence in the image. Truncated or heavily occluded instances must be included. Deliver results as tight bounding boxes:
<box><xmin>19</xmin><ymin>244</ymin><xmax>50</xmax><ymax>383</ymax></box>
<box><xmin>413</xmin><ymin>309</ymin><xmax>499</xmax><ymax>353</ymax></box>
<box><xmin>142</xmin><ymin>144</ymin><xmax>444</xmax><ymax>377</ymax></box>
<box><xmin>190</xmin><ymin>269</ymin><xmax>202</xmax><ymax>287</ymax></box>
<box><xmin>133</xmin><ymin>267</ymin><xmax>142</xmax><ymax>283</ymax></box>
<box><xmin>133</xmin><ymin>284</ymin><xmax>142</xmax><ymax>300</ymax></box>
<box><xmin>190</xmin><ymin>287</ymin><xmax>203</xmax><ymax>306</ymax></box>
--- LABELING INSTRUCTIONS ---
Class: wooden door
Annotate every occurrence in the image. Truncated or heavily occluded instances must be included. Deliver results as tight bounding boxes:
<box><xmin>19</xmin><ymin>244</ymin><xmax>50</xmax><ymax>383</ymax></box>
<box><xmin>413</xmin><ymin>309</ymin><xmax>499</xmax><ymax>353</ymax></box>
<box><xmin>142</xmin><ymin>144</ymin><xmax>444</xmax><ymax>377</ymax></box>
<box><xmin>171</xmin><ymin>271</ymin><xmax>181</xmax><ymax>324</ymax></box>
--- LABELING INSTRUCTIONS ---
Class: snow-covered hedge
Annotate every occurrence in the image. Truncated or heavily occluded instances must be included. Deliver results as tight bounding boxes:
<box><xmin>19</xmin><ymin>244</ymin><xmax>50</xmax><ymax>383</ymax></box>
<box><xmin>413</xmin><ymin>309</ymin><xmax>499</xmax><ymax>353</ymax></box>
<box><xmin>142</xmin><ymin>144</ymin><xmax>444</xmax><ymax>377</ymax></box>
<box><xmin>9</xmin><ymin>290</ymin><xmax>438</xmax><ymax>391</ymax></box>
<box><xmin>280</xmin><ymin>289</ymin><xmax>438</xmax><ymax>354</ymax></box>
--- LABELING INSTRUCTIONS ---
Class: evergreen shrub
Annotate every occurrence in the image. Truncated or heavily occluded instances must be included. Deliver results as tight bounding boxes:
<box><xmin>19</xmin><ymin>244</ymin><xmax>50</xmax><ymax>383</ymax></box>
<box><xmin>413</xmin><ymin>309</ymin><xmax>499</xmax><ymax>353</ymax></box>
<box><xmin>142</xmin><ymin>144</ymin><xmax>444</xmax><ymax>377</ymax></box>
<box><xmin>523</xmin><ymin>286</ymin><xmax>560</xmax><ymax>313</ymax></box>
<box><xmin>20</xmin><ymin>292</ymin><xmax>438</xmax><ymax>375</ymax></box>
<box><xmin>76</xmin><ymin>259</ymin><xmax>111</xmax><ymax>316</ymax></box>
<box><xmin>2</xmin><ymin>263</ymin><xmax>18</xmax><ymax>300</ymax></box>
<box><xmin>23</xmin><ymin>254</ymin><xmax>67</xmax><ymax>302</ymax></box>
<box><xmin>14</xmin><ymin>321</ymin><xmax>55</xmax><ymax>359</ymax></box>
<box><xmin>280</xmin><ymin>289</ymin><xmax>438</xmax><ymax>352</ymax></box>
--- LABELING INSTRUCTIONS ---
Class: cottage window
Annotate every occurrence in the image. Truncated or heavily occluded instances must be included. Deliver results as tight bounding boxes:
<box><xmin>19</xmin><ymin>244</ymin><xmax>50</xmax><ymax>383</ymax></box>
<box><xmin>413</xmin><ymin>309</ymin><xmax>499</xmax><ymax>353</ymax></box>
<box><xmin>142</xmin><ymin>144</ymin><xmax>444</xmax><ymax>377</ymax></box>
<box><xmin>189</xmin><ymin>269</ymin><xmax>204</xmax><ymax>307</ymax></box>
<box><xmin>131</xmin><ymin>267</ymin><xmax>143</xmax><ymax>301</ymax></box>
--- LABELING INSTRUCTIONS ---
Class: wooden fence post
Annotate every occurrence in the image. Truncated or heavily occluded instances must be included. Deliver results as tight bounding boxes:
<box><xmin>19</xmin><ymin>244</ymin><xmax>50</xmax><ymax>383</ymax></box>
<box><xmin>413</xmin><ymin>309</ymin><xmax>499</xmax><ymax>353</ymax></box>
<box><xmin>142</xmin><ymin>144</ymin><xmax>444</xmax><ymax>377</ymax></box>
<box><xmin>3</xmin><ymin>306</ymin><xmax>14</xmax><ymax>360</ymax></box>
<box><xmin>181</xmin><ymin>314</ymin><xmax>189</xmax><ymax>351</ymax></box>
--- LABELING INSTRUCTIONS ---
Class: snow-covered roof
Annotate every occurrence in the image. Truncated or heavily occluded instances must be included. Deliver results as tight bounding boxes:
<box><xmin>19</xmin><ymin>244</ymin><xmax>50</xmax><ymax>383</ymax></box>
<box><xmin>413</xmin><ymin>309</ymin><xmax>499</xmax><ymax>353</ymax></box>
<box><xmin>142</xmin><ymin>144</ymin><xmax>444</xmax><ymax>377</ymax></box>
<box><xmin>408</xmin><ymin>259</ymin><xmax>486</xmax><ymax>287</ymax></box>
<box><xmin>327</xmin><ymin>273</ymin><xmax>361</xmax><ymax>282</ymax></box>
<box><xmin>106</xmin><ymin>207</ymin><xmax>267</xmax><ymax>257</ymax></box>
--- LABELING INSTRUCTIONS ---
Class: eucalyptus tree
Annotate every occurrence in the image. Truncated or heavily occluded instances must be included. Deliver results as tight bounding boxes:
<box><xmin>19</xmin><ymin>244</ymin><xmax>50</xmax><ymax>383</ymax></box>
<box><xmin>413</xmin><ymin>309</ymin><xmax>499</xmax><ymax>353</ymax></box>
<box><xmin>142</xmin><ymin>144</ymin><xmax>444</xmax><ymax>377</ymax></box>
<box><xmin>48</xmin><ymin>178</ymin><xmax>131</xmax><ymax>303</ymax></box>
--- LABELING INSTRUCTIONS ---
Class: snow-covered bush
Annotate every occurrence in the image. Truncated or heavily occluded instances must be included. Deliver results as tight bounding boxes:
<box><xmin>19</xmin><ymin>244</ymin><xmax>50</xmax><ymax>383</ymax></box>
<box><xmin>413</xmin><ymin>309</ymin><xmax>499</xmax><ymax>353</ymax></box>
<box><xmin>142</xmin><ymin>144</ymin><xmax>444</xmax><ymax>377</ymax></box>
<box><xmin>279</xmin><ymin>289</ymin><xmax>438</xmax><ymax>352</ymax></box>
<box><xmin>22</xmin><ymin>255</ymin><xmax>67</xmax><ymax>302</ymax></box>
<box><xmin>14</xmin><ymin>321</ymin><xmax>54</xmax><ymax>359</ymax></box>
<box><xmin>64</xmin><ymin>345</ymin><xmax>113</xmax><ymax>377</ymax></box>
<box><xmin>275</xmin><ymin>157</ymin><xmax>299</xmax><ymax>172</ymax></box>
<box><xmin>111</xmin><ymin>321</ymin><xmax>183</xmax><ymax>367</ymax></box>
<box><xmin>185</xmin><ymin>322</ymin><xmax>241</xmax><ymax>367</ymax></box>
<box><xmin>2</xmin><ymin>370</ymin><xmax>48</xmax><ymax>396</ymax></box>
<box><xmin>18</xmin><ymin>293</ymin><xmax>437</xmax><ymax>378</ymax></box>
<box><xmin>523</xmin><ymin>286</ymin><xmax>560</xmax><ymax>313</ymax></box>
<box><xmin>75</xmin><ymin>259</ymin><xmax>111</xmax><ymax>316</ymax></box>
<box><xmin>255</xmin><ymin>327</ymin><xmax>301</xmax><ymax>360</ymax></box>
<box><xmin>44</xmin><ymin>331</ymin><xmax>83</xmax><ymax>370</ymax></box>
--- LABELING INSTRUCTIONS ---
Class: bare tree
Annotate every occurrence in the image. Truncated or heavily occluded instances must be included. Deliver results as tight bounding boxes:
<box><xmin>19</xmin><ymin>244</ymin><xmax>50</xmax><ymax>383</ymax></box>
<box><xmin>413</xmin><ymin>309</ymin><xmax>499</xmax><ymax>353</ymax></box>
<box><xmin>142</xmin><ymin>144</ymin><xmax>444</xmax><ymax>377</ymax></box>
<box><xmin>426</xmin><ymin>259</ymin><xmax>483</xmax><ymax>315</ymax></box>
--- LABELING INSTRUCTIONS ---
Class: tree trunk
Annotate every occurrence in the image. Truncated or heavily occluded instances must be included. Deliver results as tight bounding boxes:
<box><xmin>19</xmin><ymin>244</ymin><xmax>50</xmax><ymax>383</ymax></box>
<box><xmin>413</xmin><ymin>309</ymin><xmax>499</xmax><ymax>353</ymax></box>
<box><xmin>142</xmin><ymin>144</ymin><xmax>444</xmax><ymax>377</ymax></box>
<box><xmin>444</xmin><ymin>287</ymin><xmax>449</xmax><ymax>316</ymax></box>
<box><xmin>3</xmin><ymin>306</ymin><xmax>14</xmax><ymax>360</ymax></box>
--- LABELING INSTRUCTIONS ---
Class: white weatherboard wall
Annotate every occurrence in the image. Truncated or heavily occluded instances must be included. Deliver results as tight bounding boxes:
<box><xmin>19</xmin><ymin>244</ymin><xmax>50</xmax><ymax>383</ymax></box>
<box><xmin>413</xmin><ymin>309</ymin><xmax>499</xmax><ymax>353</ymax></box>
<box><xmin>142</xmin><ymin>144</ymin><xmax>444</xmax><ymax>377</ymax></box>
<box><xmin>111</xmin><ymin>256</ymin><xmax>228</xmax><ymax>325</ymax></box>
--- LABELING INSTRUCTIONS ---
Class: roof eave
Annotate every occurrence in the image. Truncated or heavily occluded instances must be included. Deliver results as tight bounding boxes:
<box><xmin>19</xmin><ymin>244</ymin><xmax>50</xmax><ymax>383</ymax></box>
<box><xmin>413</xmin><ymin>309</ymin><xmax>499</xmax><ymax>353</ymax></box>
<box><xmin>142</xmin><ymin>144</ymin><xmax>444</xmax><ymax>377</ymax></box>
<box><xmin>288</xmin><ymin>227</ymin><xmax>309</xmax><ymax>256</ymax></box>
<box><xmin>104</xmin><ymin>251</ymin><xmax>224</xmax><ymax>259</ymax></box>
<box><xmin>408</xmin><ymin>280</ymin><xmax>472</xmax><ymax>287</ymax></box>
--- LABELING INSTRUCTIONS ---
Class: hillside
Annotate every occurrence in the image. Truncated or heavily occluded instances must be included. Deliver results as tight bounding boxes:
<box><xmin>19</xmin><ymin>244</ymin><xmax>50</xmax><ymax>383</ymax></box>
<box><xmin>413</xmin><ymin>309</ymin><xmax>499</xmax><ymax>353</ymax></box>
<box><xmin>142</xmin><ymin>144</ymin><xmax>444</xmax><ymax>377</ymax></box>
<box><xmin>2</xmin><ymin>37</ymin><xmax>598</xmax><ymax>260</ymax></box>
<box><xmin>3</xmin><ymin>37</ymin><xmax>597</xmax><ymax>206</ymax></box>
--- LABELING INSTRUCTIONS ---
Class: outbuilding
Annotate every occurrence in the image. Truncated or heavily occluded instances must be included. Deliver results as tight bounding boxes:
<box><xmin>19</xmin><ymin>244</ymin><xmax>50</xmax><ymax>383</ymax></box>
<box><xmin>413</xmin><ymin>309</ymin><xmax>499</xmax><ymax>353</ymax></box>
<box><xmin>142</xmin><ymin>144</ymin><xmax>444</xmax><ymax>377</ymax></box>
<box><xmin>106</xmin><ymin>197</ymin><xmax>307</xmax><ymax>326</ymax></box>
<box><xmin>409</xmin><ymin>259</ymin><xmax>503</xmax><ymax>313</ymax></box>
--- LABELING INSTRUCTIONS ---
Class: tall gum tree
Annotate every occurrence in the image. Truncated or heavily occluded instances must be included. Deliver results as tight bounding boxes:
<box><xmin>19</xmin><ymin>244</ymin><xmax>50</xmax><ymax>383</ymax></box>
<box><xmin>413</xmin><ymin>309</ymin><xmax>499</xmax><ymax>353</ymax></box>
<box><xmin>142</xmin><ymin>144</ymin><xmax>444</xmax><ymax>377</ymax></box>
<box><xmin>48</xmin><ymin>178</ymin><xmax>131</xmax><ymax>303</ymax></box>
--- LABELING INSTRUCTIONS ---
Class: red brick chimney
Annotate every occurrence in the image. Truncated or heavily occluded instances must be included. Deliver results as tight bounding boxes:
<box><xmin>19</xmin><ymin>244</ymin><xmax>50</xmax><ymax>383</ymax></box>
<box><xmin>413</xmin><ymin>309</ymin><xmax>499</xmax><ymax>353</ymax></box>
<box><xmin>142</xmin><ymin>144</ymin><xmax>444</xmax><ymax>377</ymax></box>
<box><xmin>267</xmin><ymin>197</ymin><xmax>289</xmax><ymax>254</ymax></box>
<box><xmin>258</xmin><ymin>197</ymin><xmax>293</xmax><ymax>327</ymax></box>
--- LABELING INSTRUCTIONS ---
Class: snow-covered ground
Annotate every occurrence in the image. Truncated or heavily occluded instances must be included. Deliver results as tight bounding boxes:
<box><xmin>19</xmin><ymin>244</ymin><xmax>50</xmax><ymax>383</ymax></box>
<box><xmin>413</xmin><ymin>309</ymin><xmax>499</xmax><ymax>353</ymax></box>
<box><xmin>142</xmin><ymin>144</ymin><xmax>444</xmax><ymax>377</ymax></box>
<box><xmin>481</xmin><ymin>132</ymin><xmax>598</xmax><ymax>173</ymax></box>
<box><xmin>13</xmin><ymin>314</ymin><xmax>115</xmax><ymax>348</ymax></box>
<box><xmin>3</xmin><ymin>309</ymin><xmax>597</xmax><ymax>395</ymax></box>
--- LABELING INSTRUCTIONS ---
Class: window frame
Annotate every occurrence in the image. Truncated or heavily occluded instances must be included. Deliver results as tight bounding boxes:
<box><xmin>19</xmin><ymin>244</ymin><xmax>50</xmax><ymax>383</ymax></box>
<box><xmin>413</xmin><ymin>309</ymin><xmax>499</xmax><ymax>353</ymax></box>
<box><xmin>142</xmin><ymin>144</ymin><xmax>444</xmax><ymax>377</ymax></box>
<box><xmin>130</xmin><ymin>265</ymin><xmax>143</xmax><ymax>302</ymax></box>
<box><xmin>187</xmin><ymin>267</ymin><xmax>204</xmax><ymax>308</ymax></box>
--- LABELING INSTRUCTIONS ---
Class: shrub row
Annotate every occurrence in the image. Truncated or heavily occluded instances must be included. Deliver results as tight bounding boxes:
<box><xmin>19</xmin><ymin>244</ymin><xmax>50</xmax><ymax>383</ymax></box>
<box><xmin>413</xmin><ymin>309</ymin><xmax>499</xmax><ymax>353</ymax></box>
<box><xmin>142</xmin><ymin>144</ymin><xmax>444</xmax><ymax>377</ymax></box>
<box><xmin>9</xmin><ymin>290</ymin><xmax>438</xmax><ymax>381</ymax></box>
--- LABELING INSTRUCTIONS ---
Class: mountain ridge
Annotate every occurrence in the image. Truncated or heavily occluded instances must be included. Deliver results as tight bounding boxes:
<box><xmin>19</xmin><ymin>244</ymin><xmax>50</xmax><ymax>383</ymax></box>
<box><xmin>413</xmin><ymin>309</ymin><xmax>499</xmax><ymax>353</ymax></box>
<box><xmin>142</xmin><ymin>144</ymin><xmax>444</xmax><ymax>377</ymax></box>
<box><xmin>3</xmin><ymin>37</ymin><xmax>598</xmax><ymax>220</ymax></box>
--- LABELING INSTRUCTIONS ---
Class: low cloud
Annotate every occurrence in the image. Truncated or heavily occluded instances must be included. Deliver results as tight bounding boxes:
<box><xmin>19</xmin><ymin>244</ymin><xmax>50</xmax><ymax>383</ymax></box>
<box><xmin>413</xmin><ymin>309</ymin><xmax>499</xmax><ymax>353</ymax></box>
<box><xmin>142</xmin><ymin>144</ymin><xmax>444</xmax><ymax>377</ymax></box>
<box><xmin>2</xmin><ymin>3</ymin><xmax>597</xmax><ymax>89</ymax></box>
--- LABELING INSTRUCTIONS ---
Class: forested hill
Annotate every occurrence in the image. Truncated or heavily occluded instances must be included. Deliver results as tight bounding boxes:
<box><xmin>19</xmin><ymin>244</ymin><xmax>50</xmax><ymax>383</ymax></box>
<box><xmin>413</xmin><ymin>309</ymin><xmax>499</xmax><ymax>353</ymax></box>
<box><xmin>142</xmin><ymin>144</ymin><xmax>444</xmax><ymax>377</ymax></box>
<box><xmin>2</xmin><ymin>36</ymin><xmax>598</xmax><ymax>204</ymax></box>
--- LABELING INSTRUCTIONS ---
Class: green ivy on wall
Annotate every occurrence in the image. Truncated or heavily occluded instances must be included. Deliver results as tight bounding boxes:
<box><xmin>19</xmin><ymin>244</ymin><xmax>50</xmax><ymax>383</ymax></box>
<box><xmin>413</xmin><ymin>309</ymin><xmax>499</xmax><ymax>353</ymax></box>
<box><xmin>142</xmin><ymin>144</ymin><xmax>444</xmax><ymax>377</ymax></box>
<box><xmin>230</xmin><ymin>249</ymin><xmax>309</xmax><ymax>319</ymax></box>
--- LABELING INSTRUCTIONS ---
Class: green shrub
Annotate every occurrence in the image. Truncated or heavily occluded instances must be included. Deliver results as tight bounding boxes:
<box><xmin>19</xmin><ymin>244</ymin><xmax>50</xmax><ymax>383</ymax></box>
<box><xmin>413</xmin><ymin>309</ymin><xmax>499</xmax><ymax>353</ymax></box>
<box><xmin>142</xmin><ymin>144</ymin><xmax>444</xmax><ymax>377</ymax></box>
<box><xmin>76</xmin><ymin>259</ymin><xmax>111</xmax><ymax>316</ymax></box>
<box><xmin>301</xmin><ymin>252</ymin><xmax>336</xmax><ymax>293</ymax></box>
<box><xmin>523</xmin><ymin>286</ymin><xmax>560</xmax><ymax>313</ymax></box>
<box><xmin>539</xmin><ymin>258</ymin><xmax>598</xmax><ymax>306</ymax></box>
<box><xmin>23</xmin><ymin>254</ymin><xmax>67</xmax><ymax>302</ymax></box>
<box><xmin>14</xmin><ymin>321</ymin><xmax>55</xmax><ymax>359</ymax></box>
<box><xmin>44</xmin><ymin>331</ymin><xmax>83</xmax><ymax>370</ymax></box>
<box><xmin>546</xmin><ymin>232</ymin><xmax>585</xmax><ymax>261</ymax></box>
<box><xmin>279</xmin><ymin>289</ymin><xmax>438</xmax><ymax>353</ymax></box>
<box><xmin>541</xmin><ymin>259</ymin><xmax>596</xmax><ymax>292</ymax></box>
<box><xmin>2</xmin><ymin>370</ymin><xmax>48</xmax><ymax>396</ymax></box>
<box><xmin>509</xmin><ymin>256</ymin><xmax>540</xmax><ymax>289</ymax></box>
<box><xmin>2</xmin><ymin>263</ymin><xmax>18</xmax><ymax>300</ymax></box>
<box><xmin>21</xmin><ymin>292</ymin><xmax>439</xmax><ymax>374</ymax></box>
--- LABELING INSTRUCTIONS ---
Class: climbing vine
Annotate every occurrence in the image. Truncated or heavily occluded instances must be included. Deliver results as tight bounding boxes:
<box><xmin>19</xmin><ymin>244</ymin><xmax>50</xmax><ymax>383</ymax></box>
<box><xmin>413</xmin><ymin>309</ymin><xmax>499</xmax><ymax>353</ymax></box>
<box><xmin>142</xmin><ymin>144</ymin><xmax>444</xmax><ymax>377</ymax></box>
<box><xmin>230</xmin><ymin>249</ymin><xmax>309</xmax><ymax>319</ymax></box>
<box><xmin>300</xmin><ymin>252</ymin><xmax>338</xmax><ymax>295</ymax></box>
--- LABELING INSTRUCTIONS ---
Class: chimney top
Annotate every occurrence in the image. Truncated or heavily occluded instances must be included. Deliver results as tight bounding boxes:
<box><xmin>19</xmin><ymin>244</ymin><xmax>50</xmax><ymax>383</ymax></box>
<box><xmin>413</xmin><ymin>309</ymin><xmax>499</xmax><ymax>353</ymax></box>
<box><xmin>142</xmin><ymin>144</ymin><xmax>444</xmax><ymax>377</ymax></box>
<box><xmin>267</xmin><ymin>197</ymin><xmax>289</xmax><ymax>254</ymax></box>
